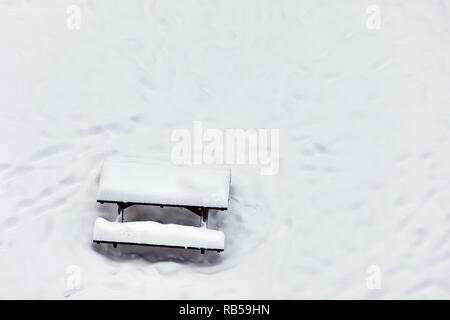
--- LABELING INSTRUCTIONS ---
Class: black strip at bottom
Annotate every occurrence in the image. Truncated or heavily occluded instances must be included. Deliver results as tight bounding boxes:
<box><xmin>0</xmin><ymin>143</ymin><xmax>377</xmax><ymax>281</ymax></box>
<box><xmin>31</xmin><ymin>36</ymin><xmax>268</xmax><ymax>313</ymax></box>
<box><xmin>0</xmin><ymin>300</ymin><xmax>442</xmax><ymax>318</ymax></box>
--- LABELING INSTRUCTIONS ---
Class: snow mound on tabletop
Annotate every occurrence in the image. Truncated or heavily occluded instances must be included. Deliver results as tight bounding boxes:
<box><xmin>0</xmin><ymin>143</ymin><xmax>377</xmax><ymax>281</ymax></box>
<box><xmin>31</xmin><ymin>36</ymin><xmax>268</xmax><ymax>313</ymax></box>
<box><xmin>97</xmin><ymin>160</ymin><xmax>231</xmax><ymax>209</ymax></box>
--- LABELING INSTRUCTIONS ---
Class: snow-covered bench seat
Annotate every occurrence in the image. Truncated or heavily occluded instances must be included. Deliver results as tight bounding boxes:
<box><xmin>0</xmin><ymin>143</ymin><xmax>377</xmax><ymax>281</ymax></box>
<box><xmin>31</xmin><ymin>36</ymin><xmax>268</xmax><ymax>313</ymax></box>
<box><xmin>93</xmin><ymin>218</ymin><xmax>225</xmax><ymax>251</ymax></box>
<box><xmin>93</xmin><ymin>160</ymin><xmax>231</xmax><ymax>253</ymax></box>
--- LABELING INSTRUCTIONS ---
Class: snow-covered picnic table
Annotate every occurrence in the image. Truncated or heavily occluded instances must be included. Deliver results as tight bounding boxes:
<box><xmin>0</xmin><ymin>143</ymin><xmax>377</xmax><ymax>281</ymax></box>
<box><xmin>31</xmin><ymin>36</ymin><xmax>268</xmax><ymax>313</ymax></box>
<box><xmin>93</xmin><ymin>160</ymin><xmax>231</xmax><ymax>252</ymax></box>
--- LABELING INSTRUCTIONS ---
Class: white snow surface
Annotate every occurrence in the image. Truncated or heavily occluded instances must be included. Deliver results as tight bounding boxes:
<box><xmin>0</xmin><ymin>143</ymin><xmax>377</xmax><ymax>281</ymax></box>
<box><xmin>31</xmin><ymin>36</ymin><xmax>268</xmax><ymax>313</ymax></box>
<box><xmin>93</xmin><ymin>218</ymin><xmax>225</xmax><ymax>250</ymax></box>
<box><xmin>97</xmin><ymin>160</ymin><xmax>230</xmax><ymax>209</ymax></box>
<box><xmin>1</xmin><ymin>0</ymin><xmax>450</xmax><ymax>299</ymax></box>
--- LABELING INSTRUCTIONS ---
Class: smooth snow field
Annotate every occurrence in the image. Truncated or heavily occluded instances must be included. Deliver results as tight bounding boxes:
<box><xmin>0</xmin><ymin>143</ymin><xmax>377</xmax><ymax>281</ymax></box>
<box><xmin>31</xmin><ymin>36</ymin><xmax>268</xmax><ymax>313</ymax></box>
<box><xmin>1</xmin><ymin>0</ymin><xmax>450</xmax><ymax>299</ymax></box>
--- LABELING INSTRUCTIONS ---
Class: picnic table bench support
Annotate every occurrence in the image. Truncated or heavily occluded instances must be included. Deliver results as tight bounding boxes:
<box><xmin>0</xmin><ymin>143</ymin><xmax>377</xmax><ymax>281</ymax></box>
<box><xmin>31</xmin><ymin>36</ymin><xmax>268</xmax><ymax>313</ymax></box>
<box><xmin>200</xmin><ymin>209</ymin><xmax>208</xmax><ymax>254</ymax></box>
<box><xmin>117</xmin><ymin>203</ymin><xmax>133</xmax><ymax>223</ymax></box>
<box><xmin>201</xmin><ymin>209</ymin><xmax>208</xmax><ymax>228</ymax></box>
<box><xmin>186</xmin><ymin>207</ymin><xmax>209</xmax><ymax>228</ymax></box>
